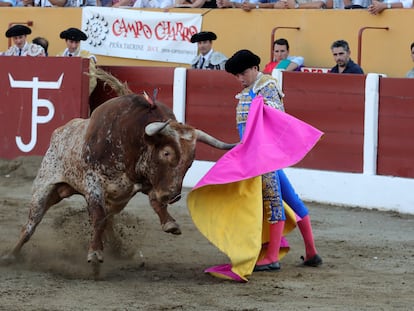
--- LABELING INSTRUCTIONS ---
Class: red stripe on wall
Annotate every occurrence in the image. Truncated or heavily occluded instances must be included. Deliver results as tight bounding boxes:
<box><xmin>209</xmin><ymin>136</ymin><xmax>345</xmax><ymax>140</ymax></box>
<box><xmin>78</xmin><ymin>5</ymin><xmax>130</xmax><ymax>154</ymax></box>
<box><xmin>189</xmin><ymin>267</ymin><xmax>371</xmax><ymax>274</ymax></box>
<box><xmin>283</xmin><ymin>72</ymin><xmax>365</xmax><ymax>173</ymax></box>
<box><xmin>378</xmin><ymin>78</ymin><xmax>414</xmax><ymax>178</ymax></box>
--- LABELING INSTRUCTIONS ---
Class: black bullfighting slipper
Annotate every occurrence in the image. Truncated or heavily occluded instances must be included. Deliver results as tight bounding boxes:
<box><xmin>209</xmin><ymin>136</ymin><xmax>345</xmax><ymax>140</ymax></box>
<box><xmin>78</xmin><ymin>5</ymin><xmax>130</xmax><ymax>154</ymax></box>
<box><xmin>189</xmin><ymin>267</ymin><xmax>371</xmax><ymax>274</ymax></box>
<box><xmin>253</xmin><ymin>261</ymin><xmax>281</xmax><ymax>272</ymax></box>
<box><xmin>301</xmin><ymin>254</ymin><xmax>323</xmax><ymax>267</ymax></box>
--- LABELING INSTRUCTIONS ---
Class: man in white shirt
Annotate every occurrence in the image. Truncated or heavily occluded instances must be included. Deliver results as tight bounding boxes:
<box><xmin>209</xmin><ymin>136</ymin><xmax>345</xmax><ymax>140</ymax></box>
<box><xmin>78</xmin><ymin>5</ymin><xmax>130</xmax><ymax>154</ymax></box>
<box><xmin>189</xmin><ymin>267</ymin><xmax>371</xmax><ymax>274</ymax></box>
<box><xmin>34</xmin><ymin>0</ymin><xmax>84</xmax><ymax>7</ymax></box>
<box><xmin>0</xmin><ymin>0</ymin><xmax>16</xmax><ymax>6</ymax></box>
<box><xmin>368</xmin><ymin>0</ymin><xmax>412</xmax><ymax>14</ymax></box>
<box><xmin>133</xmin><ymin>0</ymin><xmax>173</xmax><ymax>8</ymax></box>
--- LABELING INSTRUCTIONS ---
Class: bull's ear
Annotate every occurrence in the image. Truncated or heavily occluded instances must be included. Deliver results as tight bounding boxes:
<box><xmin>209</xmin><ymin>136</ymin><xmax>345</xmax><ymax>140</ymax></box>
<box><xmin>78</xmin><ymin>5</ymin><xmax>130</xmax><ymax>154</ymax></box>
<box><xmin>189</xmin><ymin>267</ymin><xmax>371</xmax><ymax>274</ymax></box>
<box><xmin>145</xmin><ymin>120</ymin><xmax>171</xmax><ymax>136</ymax></box>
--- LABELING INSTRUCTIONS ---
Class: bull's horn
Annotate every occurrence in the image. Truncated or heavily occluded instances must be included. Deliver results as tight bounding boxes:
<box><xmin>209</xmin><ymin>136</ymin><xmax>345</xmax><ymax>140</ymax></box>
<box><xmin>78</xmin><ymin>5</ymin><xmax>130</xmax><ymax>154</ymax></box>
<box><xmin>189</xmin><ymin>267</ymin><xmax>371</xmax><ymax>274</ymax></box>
<box><xmin>196</xmin><ymin>129</ymin><xmax>238</xmax><ymax>150</ymax></box>
<box><xmin>145</xmin><ymin>120</ymin><xmax>171</xmax><ymax>136</ymax></box>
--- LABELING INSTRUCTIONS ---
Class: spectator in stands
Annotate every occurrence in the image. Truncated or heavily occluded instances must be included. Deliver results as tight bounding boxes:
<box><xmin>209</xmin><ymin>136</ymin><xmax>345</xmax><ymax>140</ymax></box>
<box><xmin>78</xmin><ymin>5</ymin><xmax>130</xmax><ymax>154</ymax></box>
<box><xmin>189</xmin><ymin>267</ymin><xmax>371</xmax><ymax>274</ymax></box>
<box><xmin>367</xmin><ymin>0</ymin><xmax>412</xmax><ymax>14</ymax></box>
<box><xmin>57</xmin><ymin>27</ymin><xmax>97</xmax><ymax>95</ymax></box>
<box><xmin>218</xmin><ymin>0</ymin><xmax>330</xmax><ymax>9</ymax></box>
<box><xmin>32</xmin><ymin>37</ymin><xmax>49</xmax><ymax>56</ymax></box>
<box><xmin>110</xmin><ymin>0</ymin><xmax>135</xmax><ymax>6</ymax></box>
<box><xmin>216</xmin><ymin>0</ymin><xmax>259</xmax><ymax>8</ymax></box>
<box><xmin>15</xmin><ymin>0</ymin><xmax>34</xmax><ymax>5</ymax></box>
<box><xmin>190</xmin><ymin>31</ymin><xmax>227</xmax><ymax>70</ymax></box>
<box><xmin>133</xmin><ymin>0</ymin><xmax>172</xmax><ymax>7</ymax></box>
<box><xmin>175</xmin><ymin>0</ymin><xmax>216</xmax><ymax>7</ymax></box>
<box><xmin>34</xmin><ymin>0</ymin><xmax>85</xmax><ymax>6</ymax></box>
<box><xmin>406</xmin><ymin>42</ymin><xmax>414</xmax><ymax>78</ymax></box>
<box><xmin>237</xmin><ymin>0</ymin><xmax>291</xmax><ymax>10</ymax></box>
<box><xmin>330</xmin><ymin>40</ymin><xmax>364</xmax><ymax>74</ymax></box>
<box><xmin>0</xmin><ymin>0</ymin><xmax>16</xmax><ymax>6</ymax></box>
<box><xmin>291</xmin><ymin>0</ymin><xmax>330</xmax><ymax>8</ymax></box>
<box><xmin>343</xmin><ymin>0</ymin><xmax>371</xmax><ymax>9</ymax></box>
<box><xmin>271</xmin><ymin>0</ymin><xmax>292</xmax><ymax>8</ymax></box>
<box><xmin>216</xmin><ymin>0</ymin><xmax>297</xmax><ymax>9</ymax></box>
<box><xmin>263</xmin><ymin>38</ymin><xmax>304</xmax><ymax>74</ymax></box>
<box><xmin>1</xmin><ymin>25</ymin><xmax>45</xmax><ymax>57</ymax></box>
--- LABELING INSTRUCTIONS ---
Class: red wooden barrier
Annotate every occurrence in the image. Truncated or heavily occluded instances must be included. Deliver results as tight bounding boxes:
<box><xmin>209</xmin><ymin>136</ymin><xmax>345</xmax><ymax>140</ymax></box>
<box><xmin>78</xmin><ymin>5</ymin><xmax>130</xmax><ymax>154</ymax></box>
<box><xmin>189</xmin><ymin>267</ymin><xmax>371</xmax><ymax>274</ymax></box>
<box><xmin>283</xmin><ymin>71</ymin><xmax>366</xmax><ymax>173</ymax></box>
<box><xmin>378</xmin><ymin>78</ymin><xmax>414</xmax><ymax>178</ymax></box>
<box><xmin>0</xmin><ymin>57</ymin><xmax>90</xmax><ymax>159</ymax></box>
<box><xmin>185</xmin><ymin>69</ymin><xmax>240</xmax><ymax>161</ymax></box>
<box><xmin>91</xmin><ymin>66</ymin><xmax>175</xmax><ymax>112</ymax></box>
<box><xmin>4</xmin><ymin>61</ymin><xmax>414</xmax><ymax>180</ymax></box>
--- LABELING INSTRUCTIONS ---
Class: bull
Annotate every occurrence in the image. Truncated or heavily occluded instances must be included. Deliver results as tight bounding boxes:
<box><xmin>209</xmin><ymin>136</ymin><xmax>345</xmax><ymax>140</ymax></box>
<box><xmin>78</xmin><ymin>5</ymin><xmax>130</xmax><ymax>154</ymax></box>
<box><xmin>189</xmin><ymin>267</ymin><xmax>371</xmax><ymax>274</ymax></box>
<box><xmin>3</xmin><ymin>69</ymin><xmax>236</xmax><ymax>276</ymax></box>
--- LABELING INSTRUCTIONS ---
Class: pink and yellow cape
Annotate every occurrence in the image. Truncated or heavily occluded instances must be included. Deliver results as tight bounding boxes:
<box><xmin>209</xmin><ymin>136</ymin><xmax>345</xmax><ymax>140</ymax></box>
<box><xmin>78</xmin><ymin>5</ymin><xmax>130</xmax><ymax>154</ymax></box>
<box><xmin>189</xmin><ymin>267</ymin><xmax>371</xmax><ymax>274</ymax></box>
<box><xmin>187</xmin><ymin>96</ymin><xmax>323</xmax><ymax>282</ymax></box>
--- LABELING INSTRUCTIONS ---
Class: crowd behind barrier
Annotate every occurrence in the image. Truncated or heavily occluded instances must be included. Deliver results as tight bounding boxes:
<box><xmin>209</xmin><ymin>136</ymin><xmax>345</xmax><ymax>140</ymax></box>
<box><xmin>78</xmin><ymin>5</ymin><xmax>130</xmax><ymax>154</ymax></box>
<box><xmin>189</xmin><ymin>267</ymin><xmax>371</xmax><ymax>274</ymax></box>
<box><xmin>0</xmin><ymin>0</ymin><xmax>413</xmax><ymax>10</ymax></box>
<box><xmin>5</xmin><ymin>21</ymin><xmax>413</xmax><ymax>80</ymax></box>
<box><xmin>1</xmin><ymin>8</ymin><xmax>413</xmax><ymax>78</ymax></box>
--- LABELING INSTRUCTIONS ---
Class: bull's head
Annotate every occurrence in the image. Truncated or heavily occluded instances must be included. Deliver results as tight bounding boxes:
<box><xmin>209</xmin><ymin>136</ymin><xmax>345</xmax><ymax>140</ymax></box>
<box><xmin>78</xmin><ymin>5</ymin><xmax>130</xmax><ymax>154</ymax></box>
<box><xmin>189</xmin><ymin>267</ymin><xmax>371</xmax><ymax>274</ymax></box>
<box><xmin>144</xmin><ymin>120</ymin><xmax>236</xmax><ymax>205</ymax></box>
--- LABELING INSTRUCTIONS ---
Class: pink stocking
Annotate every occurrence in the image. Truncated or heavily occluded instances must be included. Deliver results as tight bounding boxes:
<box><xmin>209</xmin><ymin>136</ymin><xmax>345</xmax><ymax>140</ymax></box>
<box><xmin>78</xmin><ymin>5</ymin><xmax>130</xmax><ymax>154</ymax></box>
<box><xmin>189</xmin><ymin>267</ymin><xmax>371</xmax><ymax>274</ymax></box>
<box><xmin>256</xmin><ymin>220</ymin><xmax>285</xmax><ymax>265</ymax></box>
<box><xmin>297</xmin><ymin>215</ymin><xmax>317</xmax><ymax>260</ymax></box>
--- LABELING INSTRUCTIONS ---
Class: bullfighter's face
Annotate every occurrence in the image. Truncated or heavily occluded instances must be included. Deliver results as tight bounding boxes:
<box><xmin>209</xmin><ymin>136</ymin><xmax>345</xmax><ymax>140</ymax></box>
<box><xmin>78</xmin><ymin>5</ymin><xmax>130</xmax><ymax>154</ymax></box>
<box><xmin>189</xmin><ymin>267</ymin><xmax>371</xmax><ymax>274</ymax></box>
<box><xmin>12</xmin><ymin>35</ymin><xmax>27</xmax><ymax>50</ymax></box>
<box><xmin>65</xmin><ymin>39</ymin><xmax>81</xmax><ymax>54</ymax></box>
<box><xmin>235</xmin><ymin>67</ymin><xmax>259</xmax><ymax>88</ymax></box>
<box><xmin>197</xmin><ymin>40</ymin><xmax>213</xmax><ymax>56</ymax></box>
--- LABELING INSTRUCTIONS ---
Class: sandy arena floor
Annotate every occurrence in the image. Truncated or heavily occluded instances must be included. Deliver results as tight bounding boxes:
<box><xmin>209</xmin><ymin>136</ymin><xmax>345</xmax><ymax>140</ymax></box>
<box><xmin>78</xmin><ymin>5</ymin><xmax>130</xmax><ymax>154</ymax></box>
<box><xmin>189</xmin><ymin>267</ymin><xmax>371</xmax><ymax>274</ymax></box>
<box><xmin>0</xmin><ymin>156</ymin><xmax>413</xmax><ymax>311</ymax></box>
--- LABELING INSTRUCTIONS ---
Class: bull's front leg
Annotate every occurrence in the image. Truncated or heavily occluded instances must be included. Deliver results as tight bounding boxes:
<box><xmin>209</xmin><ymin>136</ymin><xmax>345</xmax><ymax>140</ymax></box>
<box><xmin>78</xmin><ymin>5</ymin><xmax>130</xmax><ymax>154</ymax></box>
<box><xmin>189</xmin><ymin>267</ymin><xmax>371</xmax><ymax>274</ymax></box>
<box><xmin>86</xmin><ymin>192</ymin><xmax>106</xmax><ymax>263</ymax></box>
<box><xmin>149</xmin><ymin>198</ymin><xmax>181</xmax><ymax>235</ymax></box>
<box><xmin>2</xmin><ymin>184</ymin><xmax>64</xmax><ymax>264</ymax></box>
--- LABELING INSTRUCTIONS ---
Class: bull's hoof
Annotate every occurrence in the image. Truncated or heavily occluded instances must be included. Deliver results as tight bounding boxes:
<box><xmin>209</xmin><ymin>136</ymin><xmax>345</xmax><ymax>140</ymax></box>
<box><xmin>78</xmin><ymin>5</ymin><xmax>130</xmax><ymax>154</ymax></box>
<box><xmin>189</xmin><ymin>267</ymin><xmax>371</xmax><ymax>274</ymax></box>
<box><xmin>87</xmin><ymin>250</ymin><xmax>104</xmax><ymax>264</ymax></box>
<box><xmin>162</xmin><ymin>221</ymin><xmax>182</xmax><ymax>235</ymax></box>
<box><xmin>0</xmin><ymin>253</ymin><xmax>17</xmax><ymax>265</ymax></box>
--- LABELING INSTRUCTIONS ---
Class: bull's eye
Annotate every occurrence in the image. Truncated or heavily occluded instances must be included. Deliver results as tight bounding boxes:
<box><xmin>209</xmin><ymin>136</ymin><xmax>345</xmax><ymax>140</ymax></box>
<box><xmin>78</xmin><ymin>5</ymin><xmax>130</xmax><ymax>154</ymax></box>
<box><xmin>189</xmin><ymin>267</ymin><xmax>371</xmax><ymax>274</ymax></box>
<box><xmin>159</xmin><ymin>146</ymin><xmax>177</xmax><ymax>165</ymax></box>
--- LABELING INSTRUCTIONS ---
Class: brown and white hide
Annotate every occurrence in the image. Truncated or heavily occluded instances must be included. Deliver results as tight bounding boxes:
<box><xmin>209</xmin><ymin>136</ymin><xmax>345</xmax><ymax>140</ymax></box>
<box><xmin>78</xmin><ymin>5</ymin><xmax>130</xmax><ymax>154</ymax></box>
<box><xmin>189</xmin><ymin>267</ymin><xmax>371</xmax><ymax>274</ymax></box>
<box><xmin>3</xmin><ymin>93</ymin><xmax>236</xmax><ymax>275</ymax></box>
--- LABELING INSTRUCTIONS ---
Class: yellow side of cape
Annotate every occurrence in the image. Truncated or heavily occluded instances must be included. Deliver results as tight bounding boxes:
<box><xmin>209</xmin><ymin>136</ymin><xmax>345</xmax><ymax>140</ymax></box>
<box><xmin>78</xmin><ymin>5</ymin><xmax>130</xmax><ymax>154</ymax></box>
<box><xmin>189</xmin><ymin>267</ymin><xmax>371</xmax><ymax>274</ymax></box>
<box><xmin>187</xmin><ymin>176</ymin><xmax>296</xmax><ymax>281</ymax></box>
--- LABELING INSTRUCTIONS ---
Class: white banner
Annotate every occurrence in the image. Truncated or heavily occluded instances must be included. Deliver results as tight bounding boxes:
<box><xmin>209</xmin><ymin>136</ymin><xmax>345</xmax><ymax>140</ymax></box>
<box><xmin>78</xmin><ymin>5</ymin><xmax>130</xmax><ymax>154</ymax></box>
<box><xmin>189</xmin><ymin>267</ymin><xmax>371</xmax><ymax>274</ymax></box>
<box><xmin>81</xmin><ymin>7</ymin><xmax>202</xmax><ymax>64</ymax></box>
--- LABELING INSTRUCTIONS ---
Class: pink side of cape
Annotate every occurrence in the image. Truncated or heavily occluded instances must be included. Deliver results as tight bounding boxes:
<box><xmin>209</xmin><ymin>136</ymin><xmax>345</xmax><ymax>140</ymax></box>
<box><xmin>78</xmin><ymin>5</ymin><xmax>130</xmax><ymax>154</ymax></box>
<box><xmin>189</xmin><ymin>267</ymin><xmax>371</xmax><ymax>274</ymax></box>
<box><xmin>193</xmin><ymin>96</ymin><xmax>323</xmax><ymax>189</ymax></box>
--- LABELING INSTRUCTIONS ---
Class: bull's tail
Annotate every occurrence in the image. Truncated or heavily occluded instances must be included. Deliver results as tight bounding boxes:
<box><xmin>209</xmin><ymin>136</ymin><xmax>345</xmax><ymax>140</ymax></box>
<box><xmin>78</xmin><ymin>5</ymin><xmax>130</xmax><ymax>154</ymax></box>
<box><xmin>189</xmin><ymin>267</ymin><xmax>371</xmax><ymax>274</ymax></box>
<box><xmin>88</xmin><ymin>67</ymin><xmax>133</xmax><ymax>96</ymax></box>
